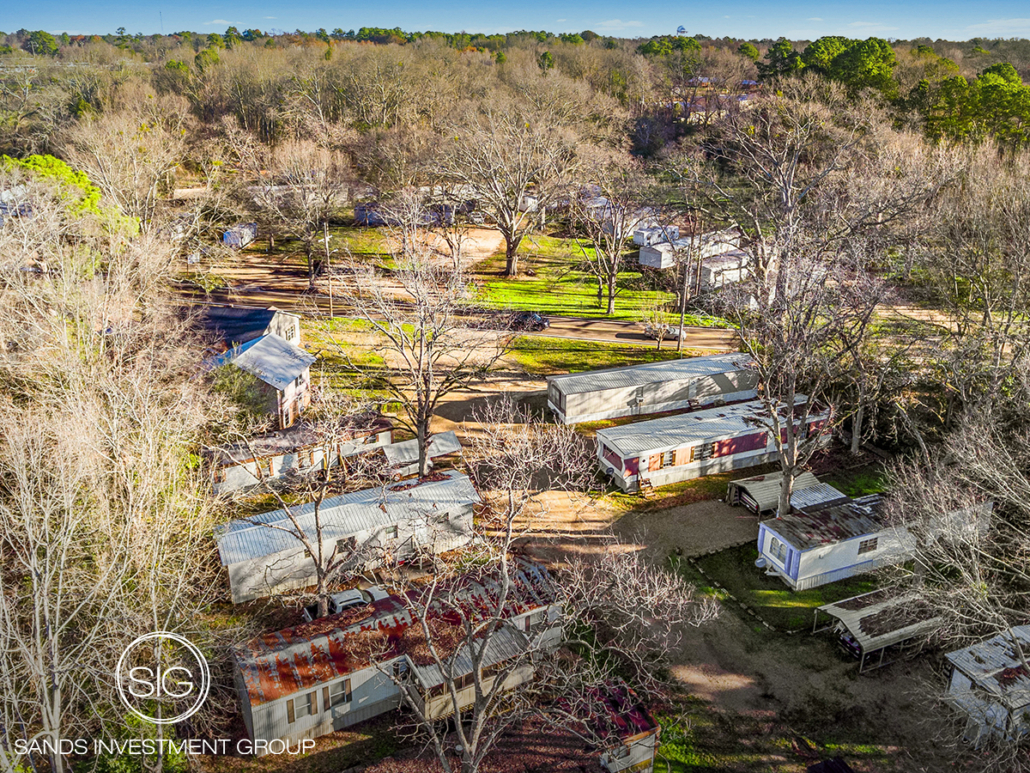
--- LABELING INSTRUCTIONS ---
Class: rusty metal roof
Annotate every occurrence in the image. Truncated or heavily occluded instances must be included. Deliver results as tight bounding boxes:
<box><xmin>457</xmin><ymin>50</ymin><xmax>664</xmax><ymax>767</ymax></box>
<box><xmin>946</xmin><ymin>625</ymin><xmax>1030</xmax><ymax>710</ymax></box>
<box><xmin>233</xmin><ymin>559</ymin><xmax>557</xmax><ymax>706</ymax></box>
<box><xmin>765</xmin><ymin>495</ymin><xmax>886</xmax><ymax>550</ymax></box>
<box><xmin>818</xmin><ymin>591</ymin><xmax>942</xmax><ymax>653</ymax></box>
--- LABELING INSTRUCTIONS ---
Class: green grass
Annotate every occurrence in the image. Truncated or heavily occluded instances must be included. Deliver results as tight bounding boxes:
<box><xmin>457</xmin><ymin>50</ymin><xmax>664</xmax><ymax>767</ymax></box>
<box><xmin>474</xmin><ymin>236</ymin><xmax>730</xmax><ymax>325</ymax></box>
<box><xmin>603</xmin><ymin>462</ymin><xmax>781</xmax><ymax>512</ymax></box>
<box><xmin>685</xmin><ymin>544</ymin><xmax>878</xmax><ymax>632</ymax></box>
<box><xmin>506</xmin><ymin>335</ymin><xmax>699</xmax><ymax>375</ymax></box>
<box><xmin>821</xmin><ymin>464</ymin><xmax>888</xmax><ymax>498</ymax></box>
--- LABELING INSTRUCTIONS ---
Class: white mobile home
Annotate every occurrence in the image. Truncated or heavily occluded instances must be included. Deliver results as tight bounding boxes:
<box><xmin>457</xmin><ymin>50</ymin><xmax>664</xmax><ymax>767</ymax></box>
<box><xmin>215</xmin><ymin>470</ymin><xmax>480</xmax><ymax>603</ymax></box>
<box><xmin>633</xmin><ymin>225</ymin><xmax>679</xmax><ymax>247</ymax></box>
<box><xmin>223</xmin><ymin>222</ymin><xmax>258</xmax><ymax>249</ymax></box>
<box><xmin>637</xmin><ymin>228</ymin><xmax>742</xmax><ymax>270</ymax></box>
<box><xmin>945</xmin><ymin>625</ymin><xmax>1030</xmax><ymax>746</ymax></box>
<box><xmin>756</xmin><ymin>493</ymin><xmax>916</xmax><ymax>591</ymax></box>
<box><xmin>547</xmin><ymin>353</ymin><xmax>757</xmax><ymax>425</ymax></box>
<box><xmin>234</xmin><ymin>560</ymin><xmax>561</xmax><ymax>750</ymax></box>
<box><xmin>209</xmin><ymin>417</ymin><xmax>394</xmax><ymax>495</ymax></box>
<box><xmin>596</xmin><ymin>397</ymin><xmax>829</xmax><ymax>493</ymax></box>
<box><xmin>585</xmin><ymin>683</ymin><xmax>661</xmax><ymax>773</ymax></box>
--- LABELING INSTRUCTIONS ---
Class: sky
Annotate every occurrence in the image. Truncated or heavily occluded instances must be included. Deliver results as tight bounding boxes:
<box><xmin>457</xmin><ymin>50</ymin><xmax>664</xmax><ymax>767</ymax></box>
<box><xmin>5</xmin><ymin>0</ymin><xmax>1030</xmax><ymax>41</ymax></box>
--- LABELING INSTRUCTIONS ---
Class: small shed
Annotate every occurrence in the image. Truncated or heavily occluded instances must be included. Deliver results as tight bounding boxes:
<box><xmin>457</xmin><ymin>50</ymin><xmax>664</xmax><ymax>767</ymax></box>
<box><xmin>945</xmin><ymin>625</ymin><xmax>1030</xmax><ymax>745</ymax></box>
<box><xmin>726</xmin><ymin>470</ymin><xmax>820</xmax><ymax>513</ymax></box>
<box><xmin>595</xmin><ymin>397</ymin><xmax>829</xmax><ymax>492</ymax></box>
<box><xmin>547</xmin><ymin>353</ymin><xmax>757</xmax><ymax>425</ymax></box>
<box><xmin>813</xmin><ymin>590</ymin><xmax>942</xmax><ymax>672</ymax></box>
<box><xmin>215</xmin><ymin>469</ymin><xmax>481</xmax><ymax>603</ymax></box>
<box><xmin>223</xmin><ymin>222</ymin><xmax>258</xmax><ymax>249</ymax></box>
<box><xmin>381</xmin><ymin>431</ymin><xmax>463</xmax><ymax>478</ymax></box>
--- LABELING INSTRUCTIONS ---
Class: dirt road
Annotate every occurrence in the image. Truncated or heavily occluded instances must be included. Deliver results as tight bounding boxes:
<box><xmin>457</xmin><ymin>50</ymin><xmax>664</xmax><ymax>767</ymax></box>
<box><xmin>518</xmin><ymin>316</ymin><xmax>740</xmax><ymax>351</ymax></box>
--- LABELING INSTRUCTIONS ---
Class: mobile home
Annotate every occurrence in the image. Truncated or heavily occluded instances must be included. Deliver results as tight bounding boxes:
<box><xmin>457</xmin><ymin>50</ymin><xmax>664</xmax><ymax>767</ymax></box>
<box><xmin>945</xmin><ymin>625</ymin><xmax>1030</xmax><ymax>746</ymax></box>
<box><xmin>637</xmin><ymin>228</ymin><xmax>742</xmax><ymax>270</ymax></box>
<box><xmin>596</xmin><ymin>397</ymin><xmax>829</xmax><ymax>492</ymax></box>
<box><xmin>233</xmin><ymin>560</ymin><xmax>561</xmax><ymax>750</ymax></box>
<box><xmin>223</xmin><ymin>222</ymin><xmax>258</xmax><ymax>249</ymax></box>
<box><xmin>547</xmin><ymin>353</ymin><xmax>757</xmax><ymax>425</ymax></box>
<box><xmin>215</xmin><ymin>470</ymin><xmax>480</xmax><ymax>603</ymax></box>
<box><xmin>209</xmin><ymin>416</ymin><xmax>394</xmax><ymax>495</ymax></box>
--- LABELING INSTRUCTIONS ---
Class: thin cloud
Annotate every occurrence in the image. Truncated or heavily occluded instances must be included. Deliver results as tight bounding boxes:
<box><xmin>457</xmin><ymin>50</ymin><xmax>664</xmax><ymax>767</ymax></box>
<box><xmin>264</xmin><ymin>16</ymin><xmax>277</xmax><ymax>19</ymax></box>
<box><xmin>965</xmin><ymin>18</ymin><xmax>1030</xmax><ymax>34</ymax></box>
<box><xmin>847</xmin><ymin>21</ymin><xmax>898</xmax><ymax>31</ymax></box>
<box><xmin>556</xmin><ymin>18</ymin><xmax>567</xmax><ymax>22</ymax></box>
<box><xmin>597</xmin><ymin>19</ymin><xmax>645</xmax><ymax>30</ymax></box>
<box><xmin>204</xmin><ymin>19</ymin><xmax>234</xmax><ymax>25</ymax></box>
<box><xmin>807</xmin><ymin>17</ymin><xmax>823</xmax><ymax>22</ymax></box>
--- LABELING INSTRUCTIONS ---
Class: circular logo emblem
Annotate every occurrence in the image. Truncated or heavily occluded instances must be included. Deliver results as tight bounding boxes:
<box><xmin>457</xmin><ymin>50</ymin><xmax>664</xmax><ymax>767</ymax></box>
<box><xmin>115</xmin><ymin>632</ymin><xmax>210</xmax><ymax>725</ymax></box>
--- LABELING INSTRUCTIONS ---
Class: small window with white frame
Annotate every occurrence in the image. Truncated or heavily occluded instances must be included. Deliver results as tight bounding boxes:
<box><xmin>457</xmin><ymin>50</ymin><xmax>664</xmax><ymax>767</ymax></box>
<box><xmin>858</xmin><ymin>537</ymin><xmax>878</xmax><ymax>554</ymax></box>
<box><xmin>324</xmin><ymin>679</ymin><xmax>351</xmax><ymax>708</ymax></box>
<box><xmin>769</xmin><ymin>537</ymin><xmax>787</xmax><ymax>563</ymax></box>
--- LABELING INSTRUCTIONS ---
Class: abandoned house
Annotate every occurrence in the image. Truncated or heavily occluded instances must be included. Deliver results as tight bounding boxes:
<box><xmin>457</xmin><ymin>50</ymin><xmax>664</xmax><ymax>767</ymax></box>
<box><xmin>547</xmin><ymin>353</ymin><xmax>758</xmax><ymax>425</ymax></box>
<box><xmin>195</xmin><ymin>304</ymin><xmax>302</xmax><ymax>352</ymax></box>
<box><xmin>380</xmin><ymin>430</ymin><xmax>463</xmax><ymax>478</ymax></box>
<box><xmin>223</xmin><ymin>222</ymin><xmax>258</xmax><ymax>249</ymax></box>
<box><xmin>945</xmin><ymin>625</ymin><xmax>1030</xmax><ymax>745</ymax></box>
<box><xmin>215</xmin><ymin>469</ymin><xmax>480</xmax><ymax>603</ymax></box>
<box><xmin>726</xmin><ymin>470</ymin><xmax>821</xmax><ymax>513</ymax></box>
<box><xmin>233</xmin><ymin>559</ymin><xmax>561</xmax><ymax>749</ymax></box>
<box><xmin>595</xmin><ymin>397</ymin><xmax>829</xmax><ymax>493</ymax></box>
<box><xmin>211</xmin><ymin>333</ymin><xmax>316</xmax><ymax>429</ymax></box>
<box><xmin>208</xmin><ymin>416</ymin><xmax>394</xmax><ymax>495</ymax></box>
<box><xmin>581</xmin><ymin>683</ymin><xmax>662</xmax><ymax>773</ymax></box>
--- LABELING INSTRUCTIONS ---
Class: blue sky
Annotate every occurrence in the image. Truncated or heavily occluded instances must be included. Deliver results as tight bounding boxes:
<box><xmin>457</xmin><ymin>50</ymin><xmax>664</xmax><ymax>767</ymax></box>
<box><xmin>6</xmin><ymin>0</ymin><xmax>1030</xmax><ymax>41</ymax></box>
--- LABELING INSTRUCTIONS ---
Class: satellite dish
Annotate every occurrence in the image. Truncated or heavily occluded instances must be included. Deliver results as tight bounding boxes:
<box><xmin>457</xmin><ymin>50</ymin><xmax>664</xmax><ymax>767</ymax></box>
<box><xmin>676</xmin><ymin>25</ymin><xmax>687</xmax><ymax>35</ymax></box>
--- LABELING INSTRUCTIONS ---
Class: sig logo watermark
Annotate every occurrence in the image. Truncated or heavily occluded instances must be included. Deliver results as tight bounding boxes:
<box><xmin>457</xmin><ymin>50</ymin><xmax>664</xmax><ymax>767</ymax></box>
<box><xmin>115</xmin><ymin>632</ymin><xmax>210</xmax><ymax>725</ymax></box>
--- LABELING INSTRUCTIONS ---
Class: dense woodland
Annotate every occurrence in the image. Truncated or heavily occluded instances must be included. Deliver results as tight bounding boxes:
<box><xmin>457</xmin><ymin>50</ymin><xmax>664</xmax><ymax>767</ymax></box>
<box><xmin>4</xmin><ymin>23</ymin><xmax>1030</xmax><ymax>773</ymax></box>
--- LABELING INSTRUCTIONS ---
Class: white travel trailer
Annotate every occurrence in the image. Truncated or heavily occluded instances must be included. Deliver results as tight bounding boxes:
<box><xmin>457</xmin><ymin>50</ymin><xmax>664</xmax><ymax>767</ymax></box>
<box><xmin>547</xmin><ymin>353</ymin><xmax>757</xmax><ymax>425</ymax></box>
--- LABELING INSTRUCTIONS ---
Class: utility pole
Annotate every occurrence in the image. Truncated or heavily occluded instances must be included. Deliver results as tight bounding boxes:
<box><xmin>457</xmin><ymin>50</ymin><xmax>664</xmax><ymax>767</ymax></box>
<box><xmin>678</xmin><ymin>214</ymin><xmax>700</xmax><ymax>356</ymax></box>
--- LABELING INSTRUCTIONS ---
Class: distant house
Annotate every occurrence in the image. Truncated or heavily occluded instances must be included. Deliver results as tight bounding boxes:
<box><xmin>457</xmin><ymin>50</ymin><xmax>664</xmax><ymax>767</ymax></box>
<box><xmin>633</xmin><ymin>225</ymin><xmax>679</xmax><ymax>247</ymax></box>
<box><xmin>233</xmin><ymin>559</ymin><xmax>561</xmax><ymax>748</ymax></box>
<box><xmin>195</xmin><ymin>304</ymin><xmax>301</xmax><ymax>352</ymax></box>
<box><xmin>212</xmin><ymin>333</ymin><xmax>315</xmax><ymax>429</ymax></box>
<box><xmin>215</xmin><ymin>470</ymin><xmax>480</xmax><ymax>603</ymax></box>
<box><xmin>0</xmin><ymin>184</ymin><xmax>33</xmax><ymax>225</ymax></box>
<box><xmin>813</xmin><ymin>589</ymin><xmax>942</xmax><ymax>673</ymax></box>
<box><xmin>208</xmin><ymin>416</ymin><xmax>394</xmax><ymax>495</ymax></box>
<box><xmin>758</xmin><ymin>491</ymin><xmax>993</xmax><ymax>591</ymax></box>
<box><xmin>547</xmin><ymin>353</ymin><xmax>757</xmax><ymax>425</ymax></box>
<box><xmin>595</xmin><ymin>397</ymin><xmax>829</xmax><ymax>493</ymax></box>
<box><xmin>945</xmin><ymin>625</ymin><xmax>1030</xmax><ymax>745</ymax></box>
<box><xmin>637</xmin><ymin>228</ymin><xmax>742</xmax><ymax>270</ymax></box>
<box><xmin>223</xmin><ymin>222</ymin><xmax>258</xmax><ymax>249</ymax></box>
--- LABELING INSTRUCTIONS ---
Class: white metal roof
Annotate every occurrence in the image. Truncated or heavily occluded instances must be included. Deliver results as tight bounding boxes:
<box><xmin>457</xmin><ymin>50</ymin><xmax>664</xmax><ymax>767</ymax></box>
<box><xmin>214</xmin><ymin>333</ymin><xmax>315</xmax><ymax>391</ymax></box>
<box><xmin>382</xmin><ymin>431</ymin><xmax>462</xmax><ymax>467</ymax></box>
<box><xmin>818</xmin><ymin>591</ymin><xmax>942</xmax><ymax>653</ymax></box>
<box><xmin>547</xmin><ymin>353</ymin><xmax>753</xmax><ymax>396</ymax></box>
<box><xmin>214</xmin><ymin>470</ymin><xmax>480</xmax><ymax>566</ymax></box>
<box><xmin>946</xmin><ymin>625</ymin><xmax>1030</xmax><ymax>710</ymax></box>
<box><xmin>597</xmin><ymin>397</ymin><xmax>810</xmax><ymax>457</ymax></box>
<box><xmin>728</xmin><ymin>470</ymin><xmax>820</xmax><ymax>510</ymax></box>
<box><xmin>790</xmin><ymin>482</ymin><xmax>850</xmax><ymax>511</ymax></box>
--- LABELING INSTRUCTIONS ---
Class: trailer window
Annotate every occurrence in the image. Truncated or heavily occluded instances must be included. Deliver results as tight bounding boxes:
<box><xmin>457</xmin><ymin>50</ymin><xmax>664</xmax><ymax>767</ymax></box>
<box><xmin>769</xmin><ymin>537</ymin><xmax>787</xmax><ymax>563</ymax></box>
<box><xmin>858</xmin><ymin>538</ymin><xmax>878</xmax><ymax>554</ymax></box>
<box><xmin>324</xmin><ymin>679</ymin><xmax>351</xmax><ymax>708</ymax></box>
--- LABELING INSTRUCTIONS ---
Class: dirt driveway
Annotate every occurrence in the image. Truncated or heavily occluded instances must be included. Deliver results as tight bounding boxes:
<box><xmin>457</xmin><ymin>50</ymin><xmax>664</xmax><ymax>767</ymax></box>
<box><xmin>614</xmin><ymin>498</ymin><xmax>760</xmax><ymax>559</ymax></box>
<box><xmin>530</xmin><ymin>316</ymin><xmax>740</xmax><ymax>352</ymax></box>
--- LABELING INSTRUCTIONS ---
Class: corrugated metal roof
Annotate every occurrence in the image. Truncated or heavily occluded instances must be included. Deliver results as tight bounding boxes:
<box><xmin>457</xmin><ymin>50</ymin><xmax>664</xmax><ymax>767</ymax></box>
<box><xmin>413</xmin><ymin>626</ymin><xmax>528</xmax><ymax>689</ymax></box>
<box><xmin>597</xmin><ymin>396</ymin><xmax>813</xmax><ymax>457</ymax></box>
<box><xmin>212</xmin><ymin>333</ymin><xmax>315</xmax><ymax>391</ymax></box>
<box><xmin>210</xmin><ymin>416</ymin><xmax>391</xmax><ymax>466</ymax></box>
<box><xmin>215</xmin><ymin>470</ymin><xmax>480</xmax><ymax>566</ymax></box>
<box><xmin>729</xmin><ymin>471</ymin><xmax>820</xmax><ymax>511</ymax></box>
<box><xmin>790</xmin><ymin>483</ymin><xmax>850</xmax><ymax>511</ymax></box>
<box><xmin>946</xmin><ymin>626</ymin><xmax>1030</xmax><ymax>710</ymax></box>
<box><xmin>818</xmin><ymin>591</ymin><xmax>942</xmax><ymax>652</ymax></box>
<box><xmin>234</xmin><ymin>559</ymin><xmax>557</xmax><ymax>705</ymax></box>
<box><xmin>766</xmin><ymin>494</ymin><xmax>886</xmax><ymax>550</ymax></box>
<box><xmin>548</xmin><ymin>353</ymin><xmax>754</xmax><ymax>396</ymax></box>
<box><xmin>382</xmin><ymin>431</ymin><xmax>462</xmax><ymax>467</ymax></box>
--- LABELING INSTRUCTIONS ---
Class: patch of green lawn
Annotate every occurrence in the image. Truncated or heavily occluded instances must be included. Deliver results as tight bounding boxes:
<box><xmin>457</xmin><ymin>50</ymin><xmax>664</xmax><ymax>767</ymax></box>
<box><xmin>506</xmin><ymin>335</ymin><xmax>697</xmax><ymax>375</ymax></box>
<box><xmin>821</xmin><ymin>464</ymin><xmax>888</xmax><ymax>498</ymax></box>
<box><xmin>474</xmin><ymin>237</ymin><xmax>730</xmax><ymax>326</ymax></box>
<box><xmin>689</xmin><ymin>544</ymin><xmax>878</xmax><ymax>632</ymax></box>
